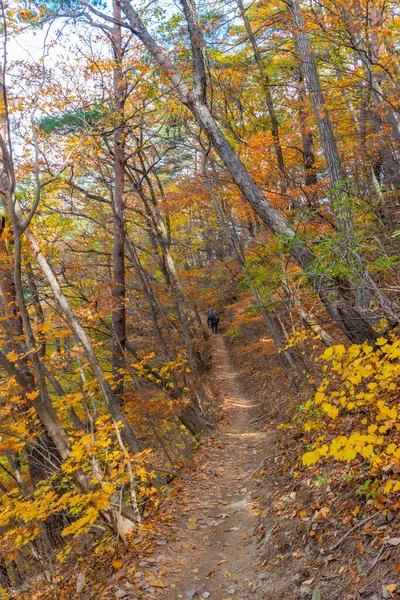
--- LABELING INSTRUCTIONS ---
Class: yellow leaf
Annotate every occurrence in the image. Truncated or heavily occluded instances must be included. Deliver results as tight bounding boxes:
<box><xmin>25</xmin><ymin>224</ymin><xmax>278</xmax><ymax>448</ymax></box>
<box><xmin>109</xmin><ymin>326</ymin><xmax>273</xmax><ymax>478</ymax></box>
<box><xmin>26</xmin><ymin>390</ymin><xmax>40</xmax><ymax>401</ymax></box>
<box><xmin>319</xmin><ymin>444</ymin><xmax>329</xmax><ymax>456</ymax></box>
<box><xmin>384</xmin><ymin>479</ymin><xmax>394</xmax><ymax>495</ymax></box>
<box><xmin>343</xmin><ymin>446</ymin><xmax>357</xmax><ymax>462</ymax></box>
<box><xmin>113</xmin><ymin>559</ymin><xmax>123</xmax><ymax>569</ymax></box>
<box><xmin>386</xmin><ymin>584</ymin><xmax>397</xmax><ymax>593</ymax></box>
<box><xmin>138</xmin><ymin>467</ymin><xmax>147</xmax><ymax>481</ymax></box>
<box><xmin>361</xmin><ymin>444</ymin><xmax>374</xmax><ymax>458</ymax></box>
<box><xmin>321</xmin><ymin>402</ymin><xmax>339</xmax><ymax>419</ymax></box>
<box><xmin>302</xmin><ymin>450</ymin><xmax>321</xmax><ymax>466</ymax></box>
<box><xmin>386</xmin><ymin>444</ymin><xmax>397</xmax><ymax>455</ymax></box>
<box><xmin>6</xmin><ymin>351</ymin><xmax>19</xmax><ymax>362</ymax></box>
<box><xmin>335</xmin><ymin>345</ymin><xmax>346</xmax><ymax>357</ymax></box>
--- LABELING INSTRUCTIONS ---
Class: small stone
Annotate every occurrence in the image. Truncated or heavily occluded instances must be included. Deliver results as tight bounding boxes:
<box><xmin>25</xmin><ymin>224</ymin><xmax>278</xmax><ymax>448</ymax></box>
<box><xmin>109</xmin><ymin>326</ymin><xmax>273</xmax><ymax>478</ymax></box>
<box><xmin>202</xmin><ymin>593</ymin><xmax>211</xmax><ymax>599</ymax></box>
<box><xmin>115</xmin><ymin>590</ymin><xmax>129</xmax><ymax>599</ymax></box>
<box><xmin>299</xmin><ymin>586</ymin><xmax>312</xmax><ymax>600</ymax></box>
<box><xmin>294</xmin><ymin>570</ymin><xmax>310</xmax><ymax>586</ymax></box>
<box><xmin>312</xmin><ymin>591</ymin><xmax>322</xmax><ymax>600</ymax></box>
<box><xmin>228</xmin><ymin>588</ymin><xmax>236</xmax><ymax>595</ymax></box>
<box><xmin>382</xmin><ymin>585</ymin><xmax>391</xmax><ymax>599</ymax></box>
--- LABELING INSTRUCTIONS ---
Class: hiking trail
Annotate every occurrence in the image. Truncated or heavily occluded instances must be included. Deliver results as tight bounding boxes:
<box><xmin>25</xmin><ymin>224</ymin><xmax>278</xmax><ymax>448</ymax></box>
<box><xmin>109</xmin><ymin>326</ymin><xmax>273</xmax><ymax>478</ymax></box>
<box><xmin>152</xmin><ymin>334</ymin><xmax>277</xmax><ymax>600</ymax></box>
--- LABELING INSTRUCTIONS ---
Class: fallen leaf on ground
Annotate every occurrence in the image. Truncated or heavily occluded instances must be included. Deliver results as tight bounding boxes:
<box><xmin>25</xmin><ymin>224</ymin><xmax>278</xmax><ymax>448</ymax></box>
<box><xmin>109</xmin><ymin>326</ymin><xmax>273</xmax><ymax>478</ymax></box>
<box><xmin>148</xmin><ymin>579</ymin><xmax>167</xmax><ymax>588</ymax></box>
<box><xmin>206</xmin><ymin>571</ymin><xmax>214</xmax><ymax>578</ymax></box>
<box><xmin>386</xmin><ymin>584</ymin><xmax>397</xmax><ymax>593</ymax></box>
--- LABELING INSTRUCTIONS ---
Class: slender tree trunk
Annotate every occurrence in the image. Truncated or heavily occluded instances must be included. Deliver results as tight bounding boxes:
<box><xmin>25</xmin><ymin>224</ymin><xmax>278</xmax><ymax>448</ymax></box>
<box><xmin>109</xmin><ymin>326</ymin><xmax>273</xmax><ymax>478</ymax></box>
<box><xmin>285</xmin><ymin>0</ymin><xmax>344</xmax><ymax>187</ymax></box>
<box><xmin>297</xmin><ymin>74</ymin><xmax>317</xmax><ymax>188</ymax></box>
<box><xmin>236</xmin><ymin>0</ymin><xmax>287</xmax><ymax>194</ymax></box>
<box><xmin>111</xmin><ymin>0</ymin><xmax>127</xmax><ymax>398</ymax></box>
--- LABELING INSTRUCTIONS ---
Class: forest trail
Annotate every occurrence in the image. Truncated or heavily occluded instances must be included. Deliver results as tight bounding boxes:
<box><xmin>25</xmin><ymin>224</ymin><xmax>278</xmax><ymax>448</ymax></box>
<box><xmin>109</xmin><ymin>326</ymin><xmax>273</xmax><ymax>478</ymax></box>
<box><xmin>153</xmin><ymin>334</ymin><xmax>274</xmax><ymax>600</ymax></box>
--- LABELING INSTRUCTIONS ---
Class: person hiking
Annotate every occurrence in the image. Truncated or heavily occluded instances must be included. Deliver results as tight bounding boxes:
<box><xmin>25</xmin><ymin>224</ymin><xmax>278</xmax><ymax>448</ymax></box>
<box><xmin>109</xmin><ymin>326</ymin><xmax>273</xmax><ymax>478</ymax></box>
<box><xmin>210</xmin><ymin>310</ymin><xmax>220</xmax><ymax>334</ymax></box>
<box><xmin>207</xmin><ymin>307</ymin><xmax>215</xmax><ymax>327</ymax></box>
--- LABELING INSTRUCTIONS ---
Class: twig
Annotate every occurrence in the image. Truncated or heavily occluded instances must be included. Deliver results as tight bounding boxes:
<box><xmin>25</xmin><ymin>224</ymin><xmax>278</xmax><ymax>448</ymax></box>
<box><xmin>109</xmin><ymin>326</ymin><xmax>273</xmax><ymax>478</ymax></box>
<box><xmin>359</xmin><ymin>545</ymin><xmax>387</xmax><ymax>577</ymax></box>
<box><xmin>329</xmin><ymin>511</ymin><xmax>381</xmax><ymax>551</ymax></box>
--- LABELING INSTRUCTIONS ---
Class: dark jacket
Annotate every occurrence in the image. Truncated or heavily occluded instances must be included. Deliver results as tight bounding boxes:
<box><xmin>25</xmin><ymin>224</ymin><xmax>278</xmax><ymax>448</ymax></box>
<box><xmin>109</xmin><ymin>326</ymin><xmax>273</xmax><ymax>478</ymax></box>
<box><xmin>210</xmin><ymin>312</ymin><xmax>219</xmax><ymax>325</ymax></box>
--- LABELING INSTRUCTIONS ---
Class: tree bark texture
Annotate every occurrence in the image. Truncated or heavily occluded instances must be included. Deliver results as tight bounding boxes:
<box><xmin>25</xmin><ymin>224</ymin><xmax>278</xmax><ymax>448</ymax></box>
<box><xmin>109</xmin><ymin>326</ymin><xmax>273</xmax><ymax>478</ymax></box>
<box><xmin>111</xmin><ymin>0</ymin><xmax>127</xmax><ymax>398</ymax></box>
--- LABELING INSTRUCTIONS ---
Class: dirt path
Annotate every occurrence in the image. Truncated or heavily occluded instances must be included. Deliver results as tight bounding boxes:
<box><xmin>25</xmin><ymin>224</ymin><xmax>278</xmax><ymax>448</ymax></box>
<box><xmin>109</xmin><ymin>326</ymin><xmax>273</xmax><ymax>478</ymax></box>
<box><xmin>154</xmin><ymin>335</ymin><xmax>272</xmax><ymax>600</ymax></box>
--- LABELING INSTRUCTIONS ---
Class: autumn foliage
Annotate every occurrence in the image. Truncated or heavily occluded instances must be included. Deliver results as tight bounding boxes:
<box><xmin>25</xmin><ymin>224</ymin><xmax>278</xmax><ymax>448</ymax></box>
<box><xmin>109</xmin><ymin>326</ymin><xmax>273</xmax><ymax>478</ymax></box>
<box><xmin>0</xmin><ymin>0</ymin><xmax>399</xmax><ymax>595</ymax></box>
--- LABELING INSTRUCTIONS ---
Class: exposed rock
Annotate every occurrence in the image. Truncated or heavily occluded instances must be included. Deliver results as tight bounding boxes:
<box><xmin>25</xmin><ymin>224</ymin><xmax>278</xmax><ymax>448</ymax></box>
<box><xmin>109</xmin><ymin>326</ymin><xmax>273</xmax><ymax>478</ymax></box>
<box><xmin>227</xmin><ymin>498</ymin><xmax>250</xmax><ymax>510</ymax></box>
<box><xmin>294</xmin><ymin>569</ymin><xmax>310</xmax><ymax>586</ymax></box>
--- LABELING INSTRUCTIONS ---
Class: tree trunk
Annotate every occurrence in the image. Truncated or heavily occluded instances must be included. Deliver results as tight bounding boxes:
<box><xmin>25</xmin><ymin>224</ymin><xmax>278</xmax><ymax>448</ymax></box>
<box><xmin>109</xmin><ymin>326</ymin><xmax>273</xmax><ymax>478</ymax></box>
<box><xmin>297</xmin><ymin>74</ymin><xmax>317</xmax><ymax>188</ymax></box>
<box><xmin>236</xmin><ymin>0</ymin><xmax>287</xmax><ymax>194</ymax></box>
<box><xmin>298</xmin><ymin>308</ymin><xmax>337</xmax><ymax>347</ymax></box>
<box><xmin>285</xmin><ymin>0</ymin><xmax>344</xmax><ymax>187</ymax></box>
<box><xmin>111</xmin><ymin>0</ymin><xmax>127</xmax><ymax>398</ymax></box>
